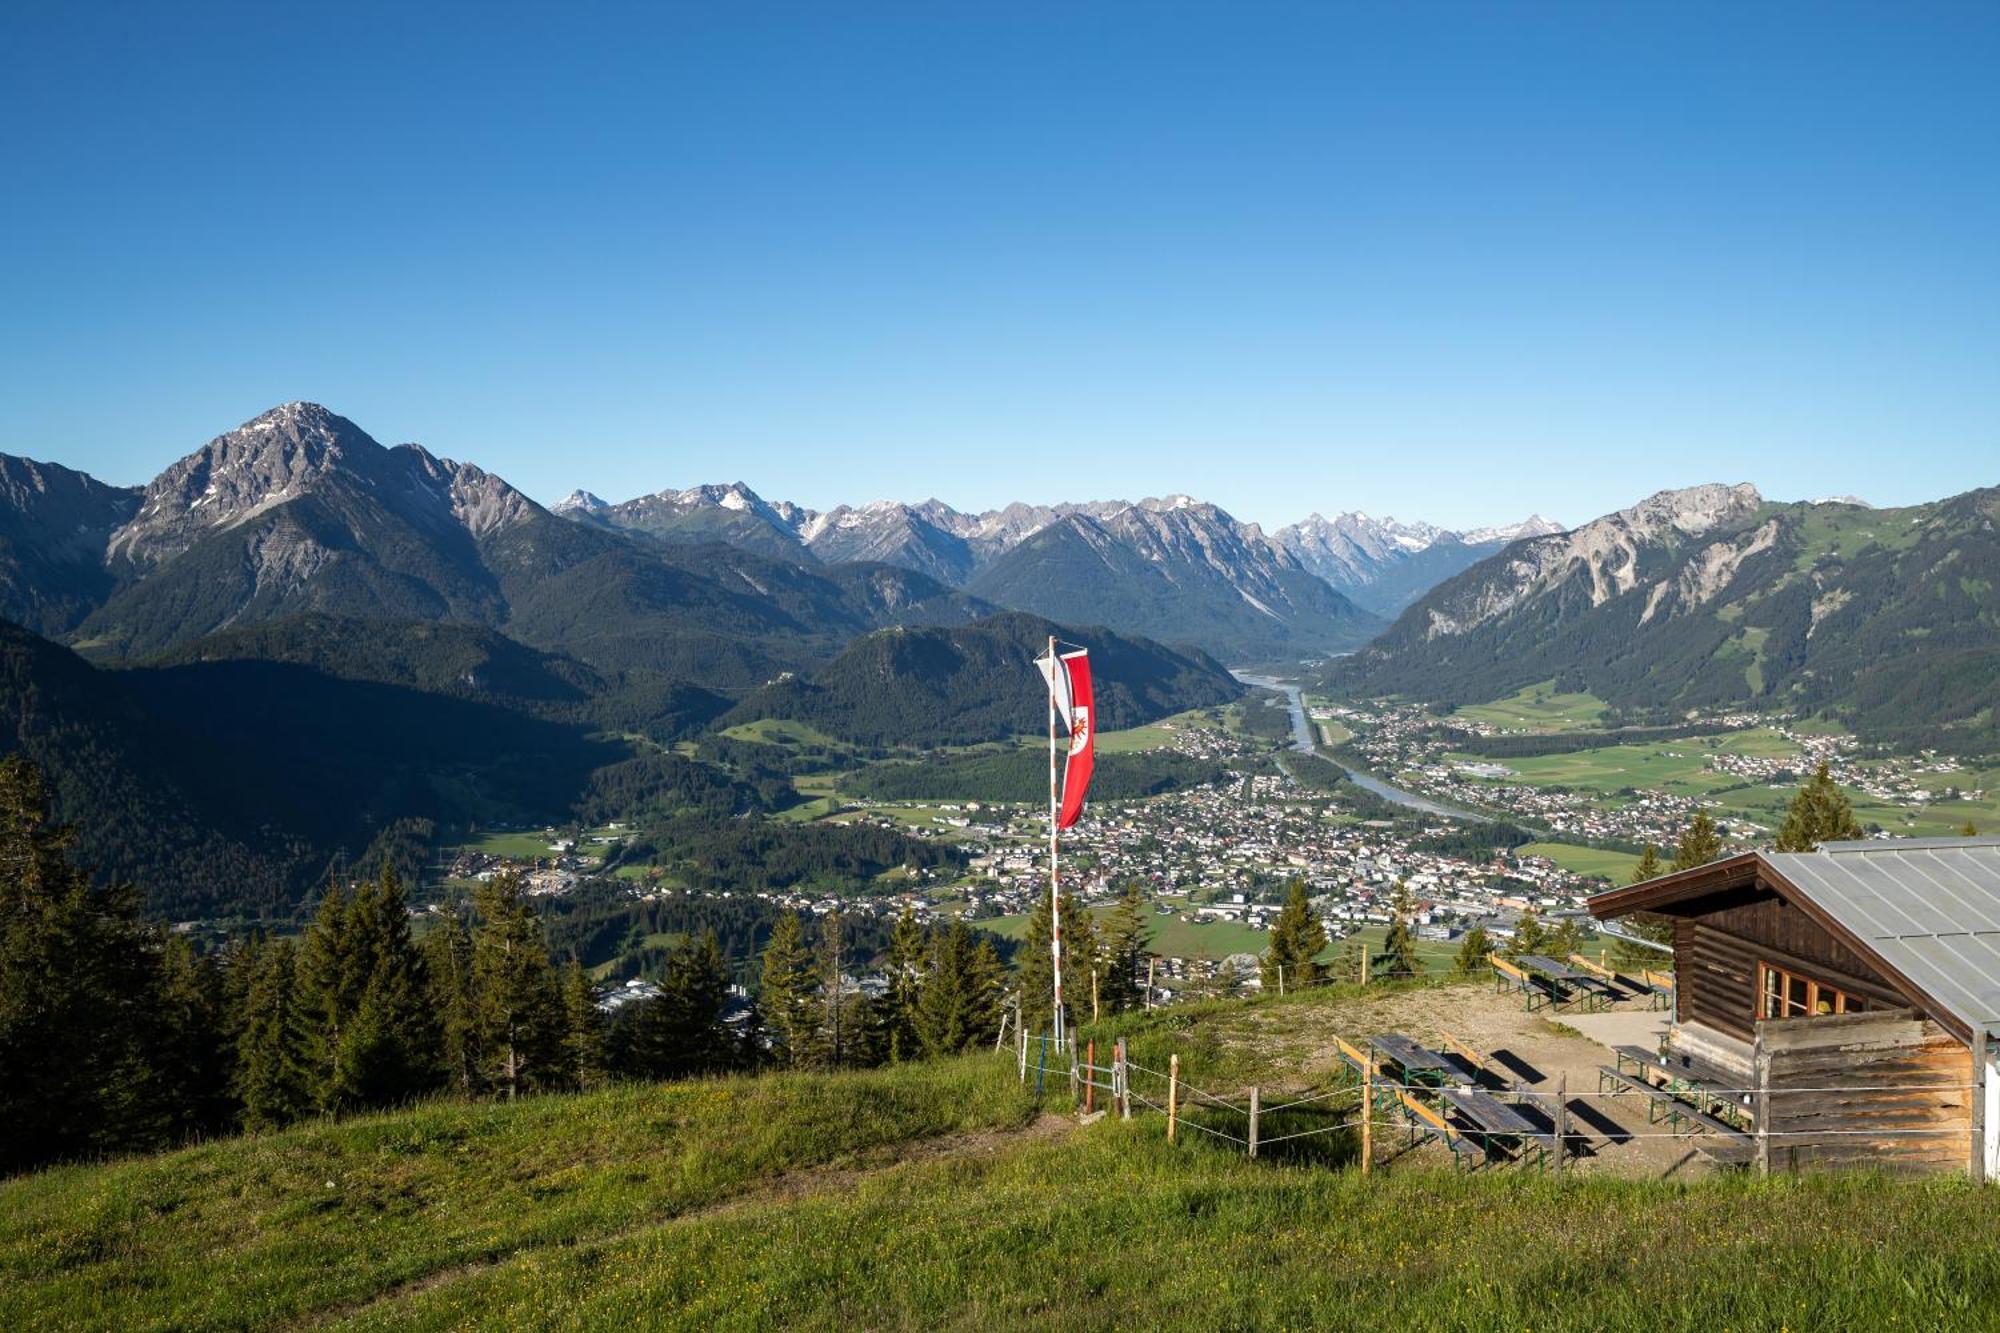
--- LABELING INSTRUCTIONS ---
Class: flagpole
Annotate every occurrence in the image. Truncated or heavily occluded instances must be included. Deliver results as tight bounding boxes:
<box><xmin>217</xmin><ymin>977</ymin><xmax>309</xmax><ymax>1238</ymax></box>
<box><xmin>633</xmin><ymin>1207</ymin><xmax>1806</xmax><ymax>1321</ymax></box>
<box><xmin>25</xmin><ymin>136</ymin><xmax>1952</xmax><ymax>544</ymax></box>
<box><xmin>1048</xmin><ymin>634</ymin><xmax>1065</xmax><ymax>1055</ymax></box>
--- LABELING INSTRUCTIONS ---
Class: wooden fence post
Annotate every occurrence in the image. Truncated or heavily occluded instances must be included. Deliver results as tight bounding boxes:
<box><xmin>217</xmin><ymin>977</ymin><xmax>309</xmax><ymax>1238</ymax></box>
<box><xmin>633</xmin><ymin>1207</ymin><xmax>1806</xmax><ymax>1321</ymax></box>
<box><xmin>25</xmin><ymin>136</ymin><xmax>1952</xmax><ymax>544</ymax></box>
<box><xmin>1168</xmin><ymin>1053</ymin><xmax>1180</xmax><ymax>1144</ymax></box>
<box><xmin>1360</xmin><ymin>1054</ymin><xmax>1373</xmax><ymax>1175</ymax></box>
<box><xmin>1249</xmin><ymin>1086</ymin><xmax>1260</xmax><ymax>1159</ymax></box>
<box><xmin>1360</xmin><ymin>948</ymin><xmax>1369</xmax><ymax>987</ymax></box>
<box><xmin>1085</xmin><ymin>1039</ymin><xmax>1096</xmax><ymax>1115</ymax></box>
<box><xmin>1554</xmin><ymin>1072</ymin><xmax>1567</xmax><ymax>1181</ymax></box>
<box><xmin>1092</xmin><ymin>968</ymin><xmax>1100</xmax><ymax>1024</ymax></box>
<box><xmin>1972</xmin><ymin>1030</ymin><xmax>1988</xmax><ymax>1186</ymax></box>
<box><xmin>1753</xmin><ymin>1028</ymin><xmax>1770</xmax><ymax>1177</ymax></box>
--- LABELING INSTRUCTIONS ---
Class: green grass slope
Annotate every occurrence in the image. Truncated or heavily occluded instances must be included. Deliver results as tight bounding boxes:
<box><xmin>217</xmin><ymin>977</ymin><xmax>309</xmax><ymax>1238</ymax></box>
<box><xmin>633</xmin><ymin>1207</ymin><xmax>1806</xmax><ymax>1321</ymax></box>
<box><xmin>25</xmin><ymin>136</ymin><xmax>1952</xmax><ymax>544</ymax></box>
<box><xmin>8</xmin><ymin>984</ymin><xmax>2000</xmax><ymax>1331</ymax></box>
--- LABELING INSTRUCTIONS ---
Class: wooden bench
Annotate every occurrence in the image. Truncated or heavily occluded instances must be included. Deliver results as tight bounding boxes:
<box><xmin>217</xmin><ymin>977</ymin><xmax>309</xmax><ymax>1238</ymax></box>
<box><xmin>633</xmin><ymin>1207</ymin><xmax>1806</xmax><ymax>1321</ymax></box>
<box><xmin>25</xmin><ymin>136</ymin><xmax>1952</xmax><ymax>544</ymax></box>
<box><xmin>1394</xmin><ymin>1088</ymin><xmax>1485</xmax><ymax>1172</ymax></box>
<box><xmin>1598</xmin><ymin>1065</ymin><xmax>1755</xmax><ymax>1140</ymax></box>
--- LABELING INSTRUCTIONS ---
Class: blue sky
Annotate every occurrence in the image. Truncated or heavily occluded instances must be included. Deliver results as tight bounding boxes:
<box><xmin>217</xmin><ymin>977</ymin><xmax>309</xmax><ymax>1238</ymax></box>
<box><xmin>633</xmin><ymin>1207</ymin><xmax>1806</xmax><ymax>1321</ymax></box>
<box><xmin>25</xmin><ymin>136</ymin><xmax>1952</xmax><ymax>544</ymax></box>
<box><xmin>2</xmin><ymin>3</ymin><xmax>1995</xmax><ymax>531</ymax></box>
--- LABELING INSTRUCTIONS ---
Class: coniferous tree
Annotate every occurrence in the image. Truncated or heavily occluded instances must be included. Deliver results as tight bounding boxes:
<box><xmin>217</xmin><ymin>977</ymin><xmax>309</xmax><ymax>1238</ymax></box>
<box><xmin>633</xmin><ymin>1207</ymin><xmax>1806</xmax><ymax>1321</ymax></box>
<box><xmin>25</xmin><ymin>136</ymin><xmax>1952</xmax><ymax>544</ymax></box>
<box><xmin>1507</xmin><ymin>909</ymin><xmax>1547</xmax><ymax>960</ymax></box>
<box><xmin>881</xmin><ymin>905</ymin><xmax>927</xmax><ymax>1062</ymax></box>
<box><xmin>1098</xmin><ymin>881</ymin><xmax>1151</xmax><ymax>1013</ymax></box>
<box><xmin>1965</xmin><ymin>820</ymin><xmax>1982</xmax><ymax>838</ymax></box>
<box><xmin>1775</xmin><ymin>762</ymin><xmax>1863</xmax><ymax>853</ymax></box>
<box><xmin>1612</xmin><ymin>848</ymin><xmax>1675</xmax><ymax>971</ymax></box>
<box><xmin>1374</xmin><ymin>879</ymin><xmax>1421</xmax><ymax>979</ymax></box>
<box><xmin>1262</xmin><ymin>879</ymin><xmax>1328</xmax><ymax>992</ymax></box>
<box><xmin>0</xmin><ymin>756</ymin><xmax>169</xmax><ymax>1172</ymax></box>
<box><xmin>1670</xmin><ymin>811</ymin><xmax>1725</xmax><ymax>872</ymax></box>
<box><xmin>1017</xmin><ymin>889</ymin><xmax>1097</xmax><ymax>1036</ymax></box>
<box><xmin>470</xmin><ymin>872</ymin><xmax>562</xmax><ymax>1099</ymax></box>
<box><xmin>328</xmin><ymin>865</ymin><xmax>441</xmax><ymax>1110</ymax></box>
<box><xmin>634</xmin><ymin>930</ymin><xmax>733</xmax><ymax>1078</ymax></box>
<box><xmin>1453</xmin><ymin>925</ymin><xmax>1491</xmax><ymax>975</ymax></box>
<box><xmin>422</xmin><ymin>905</ymin><xmax>481</xmax><ymax>1095</ymax></box>
<box><xmin>758</xmin><ymin>912</ymin><xmax>820</xmax><ymax>1068</ymax></box>
<box><xmin>560</xmin><ymin>959</ymin><xmax>606</xmax><ymax>1090</ymax></box>
<box><xmin>291</xmin><ymin>880</ymin><xmax>354</xmax><ymax>1109</ymax></box>
<box><xmin>818</xmin><ymin>909</ymin><xmax>850</xmax><ymax>1068</ymax></box>
<box><xmin>1545</xmin><ymin>916</ymin><xmax>1585</xmax><ymax>960</ymax></box>
<box><xmin>913</xmin><ymin>921</ymin><xmax>1000</xmax><ymax>1056</ymax></box>
<box><xmin>234</xmin><ymin>939</ymin><xmax>312</xmax><ymax>1130</ymax></box>
<box><xmin>156</xmin><ymin>933</ymin><xmax>235</xmax><ymax>1139</ymax></box>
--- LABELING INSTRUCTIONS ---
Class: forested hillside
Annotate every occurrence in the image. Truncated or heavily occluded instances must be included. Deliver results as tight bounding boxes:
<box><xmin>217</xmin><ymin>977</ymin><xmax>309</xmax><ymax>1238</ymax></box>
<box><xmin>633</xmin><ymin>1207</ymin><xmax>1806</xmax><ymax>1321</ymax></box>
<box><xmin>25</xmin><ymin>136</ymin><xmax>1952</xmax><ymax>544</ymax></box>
<box><xmin>1332</xmin><ymin>486</ymin><xmax>2000</xmax><ymax>750</ymax></box>
<box><xmin>722</xmin><ymin>611</ymin><xmax>1243</xmax><ymax>747</ymax></box>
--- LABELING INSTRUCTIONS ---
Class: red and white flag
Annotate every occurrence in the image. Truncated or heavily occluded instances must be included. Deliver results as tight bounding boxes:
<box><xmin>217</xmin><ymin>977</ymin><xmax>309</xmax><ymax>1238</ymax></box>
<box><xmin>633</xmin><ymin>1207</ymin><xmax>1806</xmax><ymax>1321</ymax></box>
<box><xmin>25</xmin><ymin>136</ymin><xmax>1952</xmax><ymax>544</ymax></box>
<box><xmin>1037</xmin><ymin>644</ymin><xmax>1095</xmax><ymax>829</ymax></box>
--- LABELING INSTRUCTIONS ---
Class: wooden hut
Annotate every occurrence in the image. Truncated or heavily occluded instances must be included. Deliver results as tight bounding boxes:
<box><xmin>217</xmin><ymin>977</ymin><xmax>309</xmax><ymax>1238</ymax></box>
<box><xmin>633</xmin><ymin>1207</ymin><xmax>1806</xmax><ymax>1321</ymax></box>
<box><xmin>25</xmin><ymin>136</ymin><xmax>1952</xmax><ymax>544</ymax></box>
<box><xmin>1588</xmin><ymin>837</ymin><xmax>2000</xmax><ymax>1178</ymax></box>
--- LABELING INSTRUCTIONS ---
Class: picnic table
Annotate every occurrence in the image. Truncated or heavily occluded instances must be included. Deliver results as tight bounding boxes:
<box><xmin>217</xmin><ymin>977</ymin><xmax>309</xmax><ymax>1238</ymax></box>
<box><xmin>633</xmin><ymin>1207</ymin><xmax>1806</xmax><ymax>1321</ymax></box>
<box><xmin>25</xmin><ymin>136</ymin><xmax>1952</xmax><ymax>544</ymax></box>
<box><xmin>1517</xmin><ymin>955</ymin><xmax>1615</xmax><ymax>1012</ymax></box>
<box><xmin>1368</xmin><ymin>1033</ymin><xmax>1466</xmax><ymax>1087</ymax></box>
<box><xmin>1439</xmin><ymin>1086</ymin><xmax>1555</xmax><ymax>1169</ymax></box>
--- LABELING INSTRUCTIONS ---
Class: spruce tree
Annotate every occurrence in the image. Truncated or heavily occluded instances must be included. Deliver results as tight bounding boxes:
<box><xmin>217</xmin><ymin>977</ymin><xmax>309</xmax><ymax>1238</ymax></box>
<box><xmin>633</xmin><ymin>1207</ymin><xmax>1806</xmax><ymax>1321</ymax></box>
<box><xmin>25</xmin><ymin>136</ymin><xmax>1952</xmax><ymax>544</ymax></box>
<box><xmin>882</xmin><ymin>905</ymin><xmax>927</xmax><ymax>1062</ymax></box>
<box><xmin>1097</xmin><ymin>881</ymin><xmax>1151</xmax><ymax>1013</ymax></box>
<box><xmin>155</xmin><ymin>933</ymin><xmax>235</xmax><ymax>1139</ymax></box>
<box><xmin>1374</xmin><ymin>879</ymin><xmax>1421</xmax><ymax>979</ymax></box>
<box><xmin>293</xmin><ymin>880</ymin><xmax>354</xmax><ymax>1108</ymax></box>
<box><xmin>1507</xmin><ymin>909</ymin><xmax>1547</xmax><ymax>959</ymax></box>
<box><xmin>470</xmin><ymin>872</ymin><xmax>562</xmax><ymax>1099</ymax></box>
<box><xmin>636</xmin><ymin>931</ymin><xmax>733</xmax><ymax>1078</ymax></box>
<box><xmin>1612</xmin><ymin>848</ymin><xmax>1676</xmax><ymax>971</ymax></box>
<box><xmin>1670</xmin><ymin>810</ymin><xmax>1725</xmax><ymax>872</ymax></box>
<box><xmin>560</xmin><ymin>959</ymin><xmax>606</xmax><ymax>1090</ymax></box>
<box><xmin>422</xmin><ymin>906</ymin><xmax>481</xmax><ymax>1095</ymax></box>
<box><xmin>1453</xmin><ymin>925</ymin><xmax>1491</xmax><ymax>975</ymax></box>
<box><xmin>234</xmin><ymin>939</ymin><xmax>312</xmax><ymax>1130</ymax></box>
<box><xmin>1262</xmin><ymin>879</ymin><xmax>1328</xmax><ymax>992</ymax></box>
<box><xmin>758</xmin><ymin>912</ymin><xmax>820</xmax><ymax>1068</ymax></box>
<box><xmin>818</xmin><ymin>909</ymin><xmax>850</xmax><ymax>1068</ymax></box>
<box><xmin>326</xmin><ymin>865</ymin><xmax>440</xmax><ymax>1110</ymax></box>
<box><xmin>1017</xmin><ymin>888</ymin><xmax>1096</xmax><ymax>1036</ymax></box>
<box><xmin>0</xmin><ymin>756</ymin><xmax>169</xmax><ymax>1171</ymax></box>
<box><xmin>1966</xmin><ymin>820</ymin><xmax>1982</xmax><ymax>838</ymax></box>
<box><xmin>913</xmin><ymin>921</ymin><xmax>1002</xmax><ymax>1056</ymax></box>
<box><xmin>1775</xmin><ymin>762</ymin><xmax>1863</xmax><ymax>852</ymax></box>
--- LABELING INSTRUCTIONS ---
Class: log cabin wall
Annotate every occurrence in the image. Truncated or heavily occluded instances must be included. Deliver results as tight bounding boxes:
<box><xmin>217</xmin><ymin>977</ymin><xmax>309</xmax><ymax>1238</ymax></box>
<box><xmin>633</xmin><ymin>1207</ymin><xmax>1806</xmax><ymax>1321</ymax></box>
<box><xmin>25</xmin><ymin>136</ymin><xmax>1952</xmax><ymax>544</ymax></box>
<box><xmin>1672</xmin><ymin>890</ymin><xmax>1906</xmax><ymax>1042</ymax></box>
<box><xmin>1755</xmin><ymin>1011</ymin><xmax>1971</xmax><ymax>1174</ymax></box>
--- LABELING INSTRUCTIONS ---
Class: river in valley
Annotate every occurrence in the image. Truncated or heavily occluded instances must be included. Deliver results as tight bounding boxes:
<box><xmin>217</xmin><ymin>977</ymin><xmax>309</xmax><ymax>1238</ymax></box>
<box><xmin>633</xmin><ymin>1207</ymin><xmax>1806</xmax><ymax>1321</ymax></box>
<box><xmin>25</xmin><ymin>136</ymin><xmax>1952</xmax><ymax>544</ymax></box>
<box><xmin>1231</xmin><ymin>672</ymin><xmax>1481</xmax><ymax>820</ymax></box>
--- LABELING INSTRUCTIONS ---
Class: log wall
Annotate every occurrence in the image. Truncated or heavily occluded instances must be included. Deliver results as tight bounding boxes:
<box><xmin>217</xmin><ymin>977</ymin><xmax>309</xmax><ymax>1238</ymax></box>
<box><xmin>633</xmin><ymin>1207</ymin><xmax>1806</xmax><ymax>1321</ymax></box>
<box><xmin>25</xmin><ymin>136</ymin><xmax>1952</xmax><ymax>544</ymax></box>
<box><xmin>1755</xmin><ymin>1009</ymin><xmax>1972</xmax><ymax>1174</ymax></box>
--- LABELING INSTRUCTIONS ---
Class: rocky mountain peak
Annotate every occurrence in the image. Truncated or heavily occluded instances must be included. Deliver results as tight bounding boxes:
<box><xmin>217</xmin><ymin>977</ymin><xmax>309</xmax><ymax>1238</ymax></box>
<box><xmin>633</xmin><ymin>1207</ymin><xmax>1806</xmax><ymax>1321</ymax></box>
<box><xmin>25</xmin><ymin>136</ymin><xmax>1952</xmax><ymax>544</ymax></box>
<box><xmin>108</xmin><ymin>402</ymin><xmax>386</xmax><ymax>567</ymax></box>
<box><xmin>553</xmin><ymin>489</ymin><xmax>609</xmax><ymax>515</ymax></box>
<box><xmin>1607</xmin><ymin>483</ymin><xmax>1761</xmax><ymax>541</ymax></box>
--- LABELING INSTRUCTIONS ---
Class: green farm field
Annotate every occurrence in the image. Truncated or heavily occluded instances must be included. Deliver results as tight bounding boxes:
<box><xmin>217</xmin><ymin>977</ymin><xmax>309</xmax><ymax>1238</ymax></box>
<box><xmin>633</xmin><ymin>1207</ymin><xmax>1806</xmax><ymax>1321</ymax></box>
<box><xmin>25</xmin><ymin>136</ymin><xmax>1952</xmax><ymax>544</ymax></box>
<box><xmin>1453</xmin><ymin>682</ymin><xmax>1609</xmax><ymax>731</ymax></box>
<box><xmin>1516</xmin><ymin>841</ymin><xmax>1643</xmax><ymax>883</ymax></box>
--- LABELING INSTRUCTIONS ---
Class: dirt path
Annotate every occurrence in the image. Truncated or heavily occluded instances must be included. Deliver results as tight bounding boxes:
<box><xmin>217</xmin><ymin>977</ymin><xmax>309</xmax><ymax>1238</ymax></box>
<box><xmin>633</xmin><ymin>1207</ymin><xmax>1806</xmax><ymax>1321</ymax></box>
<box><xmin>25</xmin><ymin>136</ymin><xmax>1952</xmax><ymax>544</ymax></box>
<box><xmin>292</xmin><ymin>1113</ymin><xmax>1074</xmax><ymax>1330</ymax></box>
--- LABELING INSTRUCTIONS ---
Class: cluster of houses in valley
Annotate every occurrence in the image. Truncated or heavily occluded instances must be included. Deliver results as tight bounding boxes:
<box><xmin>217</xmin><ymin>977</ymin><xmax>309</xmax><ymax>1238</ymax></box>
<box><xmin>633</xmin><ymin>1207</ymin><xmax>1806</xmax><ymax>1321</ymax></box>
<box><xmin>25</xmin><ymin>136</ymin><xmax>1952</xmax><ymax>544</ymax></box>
<box><xmin>1325</xmin><ymin>697</ymin><xmax>1986</xmax><ymax>847</ymax></box>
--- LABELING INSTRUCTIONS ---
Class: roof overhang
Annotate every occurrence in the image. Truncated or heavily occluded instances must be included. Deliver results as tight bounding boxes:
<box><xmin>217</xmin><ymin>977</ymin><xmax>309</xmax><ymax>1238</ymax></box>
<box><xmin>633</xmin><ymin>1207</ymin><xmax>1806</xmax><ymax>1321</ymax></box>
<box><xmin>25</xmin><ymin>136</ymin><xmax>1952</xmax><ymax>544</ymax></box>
<box><xmin>1590</xmin><ymin>850</ymin><xmax>1977</xmax><ymax>1045</ymax></box>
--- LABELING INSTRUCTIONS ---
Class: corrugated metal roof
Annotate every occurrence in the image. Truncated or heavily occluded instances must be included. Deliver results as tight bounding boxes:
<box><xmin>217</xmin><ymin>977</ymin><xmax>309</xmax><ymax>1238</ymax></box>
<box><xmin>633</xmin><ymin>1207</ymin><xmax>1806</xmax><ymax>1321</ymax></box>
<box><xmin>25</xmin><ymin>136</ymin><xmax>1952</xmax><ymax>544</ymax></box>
<box><xmin>1766</xmin><ymin>839</ymin><xmax>2000</xmax><ymax>1036</ymax></box>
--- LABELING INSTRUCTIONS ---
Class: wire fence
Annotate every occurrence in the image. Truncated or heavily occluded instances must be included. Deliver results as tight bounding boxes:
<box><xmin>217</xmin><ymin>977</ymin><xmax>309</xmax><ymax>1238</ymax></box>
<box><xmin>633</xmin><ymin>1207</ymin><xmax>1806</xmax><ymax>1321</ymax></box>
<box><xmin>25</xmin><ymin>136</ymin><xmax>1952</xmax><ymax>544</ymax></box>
<box><xmin>1018</xmin><ymin>1023</ymin><xmax>1987</xmax><ymax>1177</ymax></box>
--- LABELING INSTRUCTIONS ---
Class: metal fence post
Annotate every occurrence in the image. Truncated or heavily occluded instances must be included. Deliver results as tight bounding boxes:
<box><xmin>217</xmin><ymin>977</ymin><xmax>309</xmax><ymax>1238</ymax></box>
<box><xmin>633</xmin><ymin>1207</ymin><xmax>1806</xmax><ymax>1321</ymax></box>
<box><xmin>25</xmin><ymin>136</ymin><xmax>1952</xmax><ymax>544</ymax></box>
<box><xmin>1249</xmin><ymin>1086</ymin><xmax>1260</xmax><ymax>1159</ymax></box>
<box><xmin>1168</xmin><ymin>1053</ymin><xmax>1180</xmax><ymax>1144</ymax></box>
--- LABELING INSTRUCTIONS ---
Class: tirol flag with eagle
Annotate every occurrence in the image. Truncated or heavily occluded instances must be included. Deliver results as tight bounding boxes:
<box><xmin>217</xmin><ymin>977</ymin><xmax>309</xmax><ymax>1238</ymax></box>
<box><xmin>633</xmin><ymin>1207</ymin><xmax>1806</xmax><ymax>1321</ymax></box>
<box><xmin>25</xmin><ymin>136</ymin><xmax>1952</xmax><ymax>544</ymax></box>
<box><xmin>1037</xmin><ymin>642</ymin><xmax>1095</xmax><ymax>828</ymax></box>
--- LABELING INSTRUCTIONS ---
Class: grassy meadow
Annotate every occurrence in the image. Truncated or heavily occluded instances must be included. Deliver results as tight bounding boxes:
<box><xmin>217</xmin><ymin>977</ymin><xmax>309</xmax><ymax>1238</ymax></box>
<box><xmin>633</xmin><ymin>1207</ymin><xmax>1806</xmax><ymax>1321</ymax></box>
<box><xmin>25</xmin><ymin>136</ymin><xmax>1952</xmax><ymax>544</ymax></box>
<box><xmin>10</xmin><ymin>980</ymin><xmax>2000</xmax><ymax>1330</ymax></box>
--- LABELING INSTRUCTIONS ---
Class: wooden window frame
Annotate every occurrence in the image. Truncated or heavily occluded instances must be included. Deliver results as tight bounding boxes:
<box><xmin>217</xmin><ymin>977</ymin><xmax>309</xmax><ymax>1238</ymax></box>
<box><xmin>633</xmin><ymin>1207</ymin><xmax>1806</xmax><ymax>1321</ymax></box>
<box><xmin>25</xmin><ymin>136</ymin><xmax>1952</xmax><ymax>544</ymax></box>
<box><xmin>1758</xmin><ymin>961</ymin><xmax>1861</xmax><ymax>1021</ymax></box>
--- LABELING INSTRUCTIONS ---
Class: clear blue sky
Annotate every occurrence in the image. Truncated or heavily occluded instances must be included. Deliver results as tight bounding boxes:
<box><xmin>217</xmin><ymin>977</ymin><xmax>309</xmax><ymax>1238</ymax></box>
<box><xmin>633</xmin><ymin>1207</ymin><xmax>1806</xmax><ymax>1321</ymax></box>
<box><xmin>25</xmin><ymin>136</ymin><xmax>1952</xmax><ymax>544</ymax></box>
<box><xmin>2</xmin><ymin>3</ymin><xmax>1995</xmax><ymax>531</ymax></box>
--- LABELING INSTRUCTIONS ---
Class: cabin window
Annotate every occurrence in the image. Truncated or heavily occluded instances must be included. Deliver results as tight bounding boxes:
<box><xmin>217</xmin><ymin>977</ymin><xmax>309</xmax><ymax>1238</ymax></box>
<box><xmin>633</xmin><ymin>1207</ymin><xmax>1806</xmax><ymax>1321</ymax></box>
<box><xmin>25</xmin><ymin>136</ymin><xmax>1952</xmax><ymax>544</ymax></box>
<box><xmin>1759</xmin><ymin>962</ymin><xmax>1861</xmax><ymax>1020</ymax></box>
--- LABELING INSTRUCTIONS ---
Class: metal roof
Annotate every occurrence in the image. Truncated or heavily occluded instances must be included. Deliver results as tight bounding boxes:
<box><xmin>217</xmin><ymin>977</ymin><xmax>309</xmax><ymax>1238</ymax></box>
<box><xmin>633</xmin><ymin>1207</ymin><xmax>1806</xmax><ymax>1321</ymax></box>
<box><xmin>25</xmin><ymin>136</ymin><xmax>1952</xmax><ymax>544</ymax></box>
<box><xmin>1766</xmin><ymin>838</ymin><xmax>2000</xmax><ymax>1037</ymax></box>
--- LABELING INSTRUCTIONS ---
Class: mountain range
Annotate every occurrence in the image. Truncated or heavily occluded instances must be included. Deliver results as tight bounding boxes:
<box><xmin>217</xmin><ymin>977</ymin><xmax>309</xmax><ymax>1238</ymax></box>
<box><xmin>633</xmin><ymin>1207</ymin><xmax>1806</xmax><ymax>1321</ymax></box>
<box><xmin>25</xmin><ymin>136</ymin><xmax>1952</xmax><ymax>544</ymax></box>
<box><xmin>2</xmin><ymin>402</ymin><xmax>1548</xmax><ymax>668</ymax></box>
<box><xmin>1331</xmin><ymin>481</ymin><xmax>2000</xmax><ymax>750</ymax></box>
<box><xmin>555</xmin><ymin>480</ymin><xmax>1557</xmax><ymax>632</ymax></box>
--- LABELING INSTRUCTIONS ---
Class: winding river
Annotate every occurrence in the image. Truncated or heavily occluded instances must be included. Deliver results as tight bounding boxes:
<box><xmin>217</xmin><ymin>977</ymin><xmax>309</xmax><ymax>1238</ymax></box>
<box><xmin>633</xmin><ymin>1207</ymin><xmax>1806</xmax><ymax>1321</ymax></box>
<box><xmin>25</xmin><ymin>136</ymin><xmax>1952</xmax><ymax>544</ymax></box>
<box><xmin>1231</xmin><ymin>672</ymin><xmax>1480</xmax><ymax>820</ymax></box>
